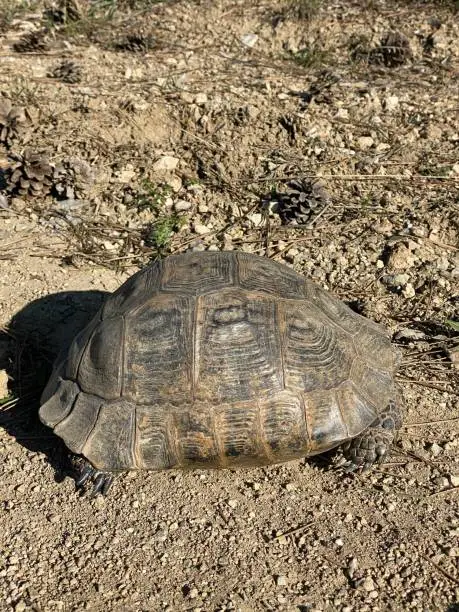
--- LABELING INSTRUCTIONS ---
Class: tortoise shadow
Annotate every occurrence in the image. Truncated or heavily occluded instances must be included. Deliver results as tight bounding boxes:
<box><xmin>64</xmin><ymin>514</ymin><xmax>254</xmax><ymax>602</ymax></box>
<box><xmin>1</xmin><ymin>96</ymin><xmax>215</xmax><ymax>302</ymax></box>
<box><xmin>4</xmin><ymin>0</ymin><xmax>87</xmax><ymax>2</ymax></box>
<box><xmin>0</xmin><ymin>290</ymin><xmax>109</xmax><ymax>483</ymax></box>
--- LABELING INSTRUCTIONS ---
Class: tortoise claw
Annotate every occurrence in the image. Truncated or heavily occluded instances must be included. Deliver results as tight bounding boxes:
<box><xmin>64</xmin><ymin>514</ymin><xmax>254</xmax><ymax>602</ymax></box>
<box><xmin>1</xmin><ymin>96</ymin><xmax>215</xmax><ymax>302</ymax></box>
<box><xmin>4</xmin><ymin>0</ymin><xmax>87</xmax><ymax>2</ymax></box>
<box><xmin>73</xmin><ymin>458</ymin><xmax>115</xmax><ymax>497</ymax></box>
<box><xmin>76</xmin><ymin>465</ymin><xmax>94</xmax><ymax>487</ymax></box>
<box><xmin>91</xmin><ymin>473</ymin><xmax>106</xmax><ymax>497</ymax></box>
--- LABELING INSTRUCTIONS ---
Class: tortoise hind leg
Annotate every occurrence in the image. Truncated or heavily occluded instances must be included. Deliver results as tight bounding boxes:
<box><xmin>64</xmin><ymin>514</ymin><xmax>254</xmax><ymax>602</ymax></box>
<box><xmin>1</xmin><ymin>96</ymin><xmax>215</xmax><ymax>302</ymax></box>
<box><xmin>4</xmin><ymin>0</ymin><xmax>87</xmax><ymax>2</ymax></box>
<box><xmin>73</xmin><ymin>457</ymin><xmax>115</xmax><ymax>496</ymax></box>
<box><xmin>341</xmin><ymin>399</ymin><xmax>402</xmax><ymax>473</ymax></box>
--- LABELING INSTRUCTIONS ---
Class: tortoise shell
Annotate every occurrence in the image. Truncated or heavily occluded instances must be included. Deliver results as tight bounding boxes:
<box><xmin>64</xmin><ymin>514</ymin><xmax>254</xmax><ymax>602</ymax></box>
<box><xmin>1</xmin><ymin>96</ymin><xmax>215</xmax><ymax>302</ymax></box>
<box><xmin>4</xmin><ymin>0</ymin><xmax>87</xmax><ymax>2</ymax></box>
<box><xmin>39</xmin><ymin>251</ymin><xmax>398</xmax><ymax>471</ymax></box>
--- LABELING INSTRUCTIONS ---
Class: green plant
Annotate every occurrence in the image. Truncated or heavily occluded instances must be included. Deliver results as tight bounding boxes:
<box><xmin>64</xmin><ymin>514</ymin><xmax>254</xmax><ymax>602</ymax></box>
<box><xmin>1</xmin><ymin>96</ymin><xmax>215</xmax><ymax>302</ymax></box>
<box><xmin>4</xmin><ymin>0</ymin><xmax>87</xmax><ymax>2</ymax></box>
<box><xmin>290</xmin><ymin>44</ymin><xmax>328</xmax><ymax>68</ymax></box>
<box><xmin>144</xmin><ymin>214</ymin><xmax>186</xmax><ymax>250</ymax></box>
<box><xmin>286</xmin><ymin>0</ymin><xmax>322</xmax><ymax>20</ymax></box>
<box><xmin>135</xmin><ymin>181</ymin><xmax>173</xmax><ymax>211</ymax></box>
<box><xmin>0</xmin><ymin>0</ymin><xmax>39</xmax><ymax>30</ymax></box>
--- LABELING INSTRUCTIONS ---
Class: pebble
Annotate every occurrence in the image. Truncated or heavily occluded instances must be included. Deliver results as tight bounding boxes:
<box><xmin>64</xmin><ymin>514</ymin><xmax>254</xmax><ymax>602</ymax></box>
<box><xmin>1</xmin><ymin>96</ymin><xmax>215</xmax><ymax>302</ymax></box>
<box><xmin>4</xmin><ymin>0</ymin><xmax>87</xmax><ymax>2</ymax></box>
<box><xmin>402</xmin><ymin>283</ymin><xmax>416</xmax><ymax>298</ymax></box>
<box><xmin>227</xmin><ymin>499</ymin><xmax>238</xmax><ymax>509</ymax></box>
<box><xmin>347</xmin><ymin>557</ymin><xmax>358</xmax><ymax>578</ymax></box>
<box><xmin>429</xmin><ymin>443</ymin><xmax>442</xmax><ymax>457</ymax></box>
<box><xmin>166</xmin><ymin>176</ymin><xmax>182</xmax><ymax>192</ymax></box>
<box><xmin>174</xmin><ymin>199</ymin><xmax>192</xmax><ymax>212</ymax></box>
<box><xmin>395</xmin><ymin>329</ymin><xmax>426</xmax><ymax>341</ymax></box>
<box><xmin>357</xmin><ymin>136</ymin><xmax>374</xmax><ymax>149</ymax></box>
<box><xmin>152</xmin><ymin>156</ymin><xmax>180</xmax><ymax>172</ymax></box>
<box><xmin>384</xmin><ymin>95</ymin><xmax>399</xmax><ymax>111</ymax></box>
<box><xmin>362</xmin><ymin>576</ymin><xmax>376</xmax><ymax>592</ymax></box>
<box><xmin>247</xmin><ymin>213</ymin><xmax>263</xmax><ymax>226</ymax></box>
<box><xmin>241</xmin><ymin>33</ymin><xmax>258</xmax><ymax>47</ymax></box>
<box><xmin>194</xmin><ymin>223</ymin><xmax>211</xmax><ymax>235</ymax></box>
<box><xmin>189</xmin><ymin>588</ymin><xmax>198</xmax><ymax>599</ymax></box>
<box><xmin>383</xmin><ymin>273</ymin><xmax>410</xmax><ymax>288</ymax></box>
<box><xmin>448</xmin><ymin>346</ymin><xmax>459</xmax><ymax>370</ymax></box>
<box><xmin>194</xmin><ymin>93</ymin><xmax>208</xmax><ymax>105</ymax></box>
<box><xmin>276</xmin><ymin>575</ymin><xmax>287</xmax><ymax>586</ymax></box>
<box><xmin>0</xmin><ymin>370</ymin><xmax>8</xmax><ymax>400</ymax></box>
<box><xmin>449</xmin><ymin>474</ymin><xmax>459</xmax><ymax>487</ymax></box>
<box><xmin>432</xmin><ymin>476</ymin><xmax>449</xmax><ymax>488</ymax></box>
<box><xmin>386</xmin><ymin>243</ymin><xmax>416</xmax><ymax>270</ymax></box>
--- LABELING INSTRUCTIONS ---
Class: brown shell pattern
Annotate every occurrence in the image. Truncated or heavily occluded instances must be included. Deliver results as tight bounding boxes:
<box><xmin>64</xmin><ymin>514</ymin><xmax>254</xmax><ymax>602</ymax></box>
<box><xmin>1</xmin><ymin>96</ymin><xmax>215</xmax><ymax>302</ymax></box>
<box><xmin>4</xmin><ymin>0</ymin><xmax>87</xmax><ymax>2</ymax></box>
<box><xmin>40</xmin><ymin>252</ymin><xmax>398</xmax><ymax>471</ymax></box>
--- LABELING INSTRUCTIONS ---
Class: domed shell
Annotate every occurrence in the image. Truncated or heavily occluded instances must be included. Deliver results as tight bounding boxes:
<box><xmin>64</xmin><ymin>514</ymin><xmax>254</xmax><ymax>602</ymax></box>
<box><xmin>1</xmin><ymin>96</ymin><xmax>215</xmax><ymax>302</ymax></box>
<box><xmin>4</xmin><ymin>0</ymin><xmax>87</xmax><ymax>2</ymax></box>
<box><xmin>40</xmin><ymin>252</ymin><xmax>399</xmax><ymax>471</ymax></box>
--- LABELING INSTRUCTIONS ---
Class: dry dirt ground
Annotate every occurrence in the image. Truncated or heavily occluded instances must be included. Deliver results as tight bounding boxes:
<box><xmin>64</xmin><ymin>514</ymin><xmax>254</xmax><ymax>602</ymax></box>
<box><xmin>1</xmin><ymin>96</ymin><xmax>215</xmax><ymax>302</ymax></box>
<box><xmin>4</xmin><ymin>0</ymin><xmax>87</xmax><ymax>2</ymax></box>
<box><xmin>0</xmin><ymin>0</ymin><xmax>458</xmax><ymax>610</ymax></box>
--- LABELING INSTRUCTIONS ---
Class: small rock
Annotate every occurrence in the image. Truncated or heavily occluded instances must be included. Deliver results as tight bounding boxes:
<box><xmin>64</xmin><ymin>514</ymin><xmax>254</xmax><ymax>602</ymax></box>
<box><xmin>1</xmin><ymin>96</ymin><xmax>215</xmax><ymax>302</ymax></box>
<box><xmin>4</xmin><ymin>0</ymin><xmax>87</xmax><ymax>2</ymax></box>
<box><xmin>194</xmin><ymin>223</ymin><xmax>211</xmax><ymax>235</ymax></box>
<box><xmin>116</xmin><ymin>168</ymin><xmax>136</xmax><ymax>183</ymax></box>
<box><xmin>174</xmin><ymin>199</ymin><xmax>192</xmax><ymax>212</ymax></box>
<box><xmin>386</xmin><ymin>243</ymin><xmax>416</xmax><ymax>270</ymax></box>
<box><xmin>152</xmin><ymin>156</ymin><xmax>180</xmax><ymax>172</ymax></box>
<box><xmin>402</xmin><ymin>283</ymin><xmax>416</xmax><ymax>298</ymax></box>
<box><xmin>248</xmin><ymin>213</ymin><xmax>263</xmax><ymax>226</ymax></box>
<box><xmin>373</xmin><ymin>219</ymin><xmax>393</xmax><ymax>234</ymax></box>
<box><xmin>241</xmin><ymin>33</ymin><xmax>258</xmax><ymax>48</ymax></box>
<box><xmin>166</xmin><ymin>176</ymin><xmax>182</xmax><ymax>192</ymax></box>
<box><xmin>15</xmin><ymin>601</ymin><xmax>27</xmax><ymax>612</ymax></box>
<box><xmin>132</xmin><ymin>500</ymin><xmax>139</xmax><ymax>509</ymax></box>
<box><xmin>347</xmin><ymin>557</ymin><xmax>359</xmax><ymax>579</ymax></box>
<box><xmin>47</xmin><ymin>514</ymin><xmax>60</xmax><ymax>524</ymax></box>
<box><xmin>362</xmin><ymin>576</ymin><xmax>376</xmax><ymax>592</ymax></box>
<box><xmin>0</xmin><ymin>370</ymin><xmax>9</xmax><ymax>400</ymax></box>
<box><xmin>394</xmin><ymin>329</ymin><xmax>426</xmax><ymax>341</ymax></box>
<box><xmin>335</xmin><ymin>538</ymin><xmax>344</xmax><ymax>547</ymax></box>
<box><xmin>276</xmin><ymin>575</ymin><xmax>287</xmax><ymax>587</ymax></box>
<box><xmin>449</xmin><ymin>474</ymin><xmax>459</xmax><ymax>487</ymax></box>
<box><xmin>384</xmin><ymin>95</ymin><xmax>399</xmax><ymax>111</ymax></box>
<box><xmin>429</xmin><ymin>443</ymin><xmax>442</xmax><ymax>457</ymax></box>
<box><xmin>227</xmin><ymin>499</ymin><xmax>238</xmax><ymax>509</ymax></box>
<box><xmin>189</xmin><ymin>588</ymin><xmax>198</xmax><ymax>599</ymax></box>
<box><xmin>194</xmin><ymin>93</ymin><xmax>208</xmax><ymax>105</ymax></box>
<box><xmin>357</xmin><ymin>136</ymin><xmax>374</xmax><ymax>149</ymax></box>
<box><xmin>432</xmin><ymin>475</ymin><xmax>449</xmax><ymax>488</ymax></box>
<box><xmin>102</xmin><ymin>240</ymin><xmax>117</xmax><ymax>251</ymax></box>
<box><xmin>448</xmin><ymin>345</ymin><xmax>459</xmax><ymax>371</ymax></box>
<box><xmin>383</xmin><ymin>273</ymin><xmax>410</xmax><ymax>288</ymax></box>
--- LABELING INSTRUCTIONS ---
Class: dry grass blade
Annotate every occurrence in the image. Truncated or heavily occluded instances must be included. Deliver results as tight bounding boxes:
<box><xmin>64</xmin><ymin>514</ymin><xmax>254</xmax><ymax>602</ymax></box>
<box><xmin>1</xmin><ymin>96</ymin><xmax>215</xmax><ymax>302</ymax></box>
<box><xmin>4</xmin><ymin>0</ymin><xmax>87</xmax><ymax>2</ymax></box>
<box><xmin>392</xmin><ymin>448</ymin><xmax>435</xmax><ymax>467</ymax></box>
<box><xmin>396</xmin><ymin>376</ymin><xmax>458</xmax><ymax>394</ymax></box>
<box><xmin>271</xmin><ymin>520</ymin><xmax>314</xmax><ymax>541</ymax></box>
<box><xmin>421</xmin><ymin>554</ymin><xmax>459</xmax><ymax>586</ymax></box>
<box><xmin>429</xmin><ymin>486</ymin><xmax>459</xmax><ymax>498</ymax></box>
<box><xmin>404</xmin><ymin>417</ymin><xmax>459</xmax><ymax>427</ymax></box>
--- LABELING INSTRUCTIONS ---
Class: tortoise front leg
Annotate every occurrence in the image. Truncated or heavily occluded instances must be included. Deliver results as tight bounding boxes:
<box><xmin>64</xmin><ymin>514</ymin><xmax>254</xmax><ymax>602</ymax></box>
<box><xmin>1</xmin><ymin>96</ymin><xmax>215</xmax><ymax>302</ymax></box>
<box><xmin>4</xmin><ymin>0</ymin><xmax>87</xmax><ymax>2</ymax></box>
<box><xmin>341</xmin><ymin>399</ymin><xmax>402</xmax><ymax>473</ymax></box>
<box><xmin>73</xmin><ymin>457</ymin><xmax>115</xmax><ymax>496</ymax></box>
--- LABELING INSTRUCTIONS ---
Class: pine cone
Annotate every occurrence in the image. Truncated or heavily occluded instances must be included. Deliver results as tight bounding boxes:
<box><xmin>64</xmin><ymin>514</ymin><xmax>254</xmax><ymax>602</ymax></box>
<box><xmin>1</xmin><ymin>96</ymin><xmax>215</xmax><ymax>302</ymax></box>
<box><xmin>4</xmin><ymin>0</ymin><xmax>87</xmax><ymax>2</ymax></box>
<box><xmin>13</xmin><ymin>29</ymin><xmax>49</xmax><ymax>53</ymax></box>
<box><xmin>115</xmin><ymin>33</ymin><xmax>155</xmax><ymax>53</ymax></box>
<box><xmin>0</xmin><ymin>98</ymin><xmax>31</xmax><ymax>147</ymax></box>
<box><xmin>370</xmin><ymin>31</ymin><xmax>412</xmax><ymax>67</ymax></box>
<box><xmin>49</xmin><ymin>60</ymin><xmax>82</xmax><ymax>84</ymax></box>
<box><xmin>53</xmin><ymin>157</ymin><xmax>94</xmax><ymax>199</ymax></box>
<box><xmin>275</xmin><ymin>179</ymin><xmax>331</xmax><ymax>225</ymax></box>
<box><xmin>7</xmin><ymin>151</ymin><xmax>54</xmax><ymax>197</ymax></box>
<box><xmin>57</xmin><ymin>0</ymin><xmax>82</xmax><ymax>23</ymax></box>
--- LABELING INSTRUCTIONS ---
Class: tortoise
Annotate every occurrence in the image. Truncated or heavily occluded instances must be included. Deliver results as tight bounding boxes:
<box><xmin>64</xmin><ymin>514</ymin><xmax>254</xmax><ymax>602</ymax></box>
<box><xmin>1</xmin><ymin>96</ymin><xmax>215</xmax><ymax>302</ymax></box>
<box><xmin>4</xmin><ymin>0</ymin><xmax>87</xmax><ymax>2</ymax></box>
<box><xmin>39</xmin><ymin>251</ymin><xmax>402</xmax><ymax>495</ymax></box>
